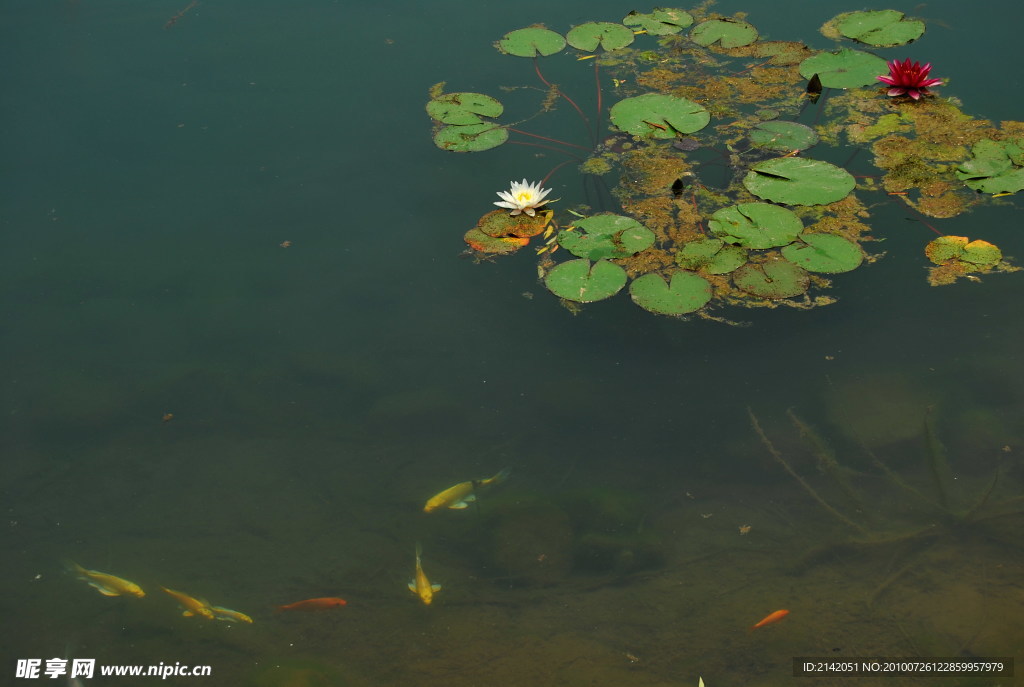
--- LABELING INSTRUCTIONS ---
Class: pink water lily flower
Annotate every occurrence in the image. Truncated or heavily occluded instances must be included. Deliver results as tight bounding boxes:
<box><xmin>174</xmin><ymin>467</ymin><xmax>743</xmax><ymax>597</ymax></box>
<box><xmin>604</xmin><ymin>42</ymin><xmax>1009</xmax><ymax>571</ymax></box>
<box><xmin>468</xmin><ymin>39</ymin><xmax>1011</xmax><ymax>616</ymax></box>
<box><xmin>877</xmin><ymin>58</ymin><xmax>943</xmax><ymax>100</ymax></box>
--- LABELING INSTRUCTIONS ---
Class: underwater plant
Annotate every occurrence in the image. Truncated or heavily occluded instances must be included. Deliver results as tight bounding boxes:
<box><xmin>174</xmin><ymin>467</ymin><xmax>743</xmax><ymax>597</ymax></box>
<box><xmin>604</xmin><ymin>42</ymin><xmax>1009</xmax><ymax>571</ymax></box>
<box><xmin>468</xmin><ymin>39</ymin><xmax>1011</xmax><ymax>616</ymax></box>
<box><xmin>426</xmin><ymin>8</ymin><xmax>1022</xmax><ymax>317</ymax></box>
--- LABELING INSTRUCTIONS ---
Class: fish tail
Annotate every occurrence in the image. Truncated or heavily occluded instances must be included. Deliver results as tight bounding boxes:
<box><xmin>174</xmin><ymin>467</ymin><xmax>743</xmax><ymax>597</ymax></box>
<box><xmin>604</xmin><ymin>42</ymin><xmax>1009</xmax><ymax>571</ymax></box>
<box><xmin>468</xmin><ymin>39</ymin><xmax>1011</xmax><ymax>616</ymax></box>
<box><xmin>415</xmin><ymin>541</ymin><xmax>423</xmax><ymax>562</ymax></box>
<box><xmin>62</xmin><ymin>559</ymin><xmax>86</xmax><ymax>576</ymax></box>
<box><xmin>486</xmin><ymin>467</ymin><xmax>512</xmax><ymax>486</ymax></box>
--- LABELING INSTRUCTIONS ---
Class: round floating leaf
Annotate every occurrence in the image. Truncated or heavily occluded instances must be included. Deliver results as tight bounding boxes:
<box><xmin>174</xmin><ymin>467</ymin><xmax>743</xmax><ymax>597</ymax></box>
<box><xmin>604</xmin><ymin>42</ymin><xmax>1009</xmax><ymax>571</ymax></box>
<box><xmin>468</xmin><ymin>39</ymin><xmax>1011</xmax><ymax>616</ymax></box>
<box><xmin>733</xmin><ymin>260</ymin><xmax>810</xmax><ymax>299</ymax></box>
<box><xmin>689</xmin><ymin>18</ymin><xmax>758</xmax><ymax>48</ymax></box>
<box><xmin>464</xmin><ymin>228</ymin><xmax>528</xmax><ymax>254</ymax></box>
<box><xmin>476</xmin><ymin>209</ymin><xmax>548</xmax><ymax>238</ymax></box>
<box><xmin>544</xmin><ymin>259</ymin><xmax>627</xmax><ymax>303</ymax></box>
<box><xmin>924</xmin><ymin>236</ymin><xmax>1002</xmax><ymax>266</ymax></box>
<box><xmin>566</xmin><ymin>22</ymin><xmax>635</xmax><ymax>52</ymax></box>
<box><xmin>744</xmin><ymin>157</ymin><xmax>855</xmax><ymax>206</ymax></box>
<box><xmin>749</xmin><ymin>121</ymin><xmax>818</xmax><ymax>152</ymax></box>
<box><xmin>559</xmin><ymin>213</ymin><xmax>655</xmax><ymax>259</ymax></box>
<box><xmin>956</xmin><ymin>138</ymin><xmax>1024</xmax><ymax>194</ymax></box>
<box><xmin>496</xmin><ymin>27</ymin><xmax>567</xmax><ymax>57</ymax></box>
<box><xmin>781</xmin><ymin>233</ymin><xmax>863</xmax><ymax>273</ymax></box>
<box><xmin>609</xmin><ymin>93</ymin><xmax>710</xmax><ymax>139</ymax></box>
<box><xmin>426</xmin><ymin>92</ymin><xmax>503</xmax><ymax>126</ymax></box>
<box><xmin>622</xmin><ymin>9</ymin><xmax>693</xmax><ymax>36</ymax></box>
<box><xmin>835</xmin><ymin>10</ymin><xmax>925</xmax><ymax>47</ymax></box>
<box><xmin>798</xmin><ymin>48</ymin><xmax>888</xmax><ymax>89</ymax></box>
<box><xmin>709</xmin><ymin>203</ymin><xmax>804</xmax><ymax>249</ymax></box>
<box><xmin>676</xmin><ymin>238</ymin><xmax>747</xmax><ymax>274</ymax></box>
<box><xmin>433</xmin><ymin>123</ymin><xmax>508</xmax><ymax>152</ymax></box>
<box><xmin>629</xmin><ymin>271</ymin><xmax>712</xmax><ymax>315</ymax></box>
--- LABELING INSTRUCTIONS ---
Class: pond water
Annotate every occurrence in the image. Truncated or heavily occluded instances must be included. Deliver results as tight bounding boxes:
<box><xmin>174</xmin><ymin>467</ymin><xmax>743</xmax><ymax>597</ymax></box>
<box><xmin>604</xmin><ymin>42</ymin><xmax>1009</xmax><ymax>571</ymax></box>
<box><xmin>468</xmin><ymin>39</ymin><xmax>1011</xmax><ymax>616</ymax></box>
<box><xmin>2</xmin><ymin>1</ymin><xmax>1022</xmax><ymax>685</ymax></box>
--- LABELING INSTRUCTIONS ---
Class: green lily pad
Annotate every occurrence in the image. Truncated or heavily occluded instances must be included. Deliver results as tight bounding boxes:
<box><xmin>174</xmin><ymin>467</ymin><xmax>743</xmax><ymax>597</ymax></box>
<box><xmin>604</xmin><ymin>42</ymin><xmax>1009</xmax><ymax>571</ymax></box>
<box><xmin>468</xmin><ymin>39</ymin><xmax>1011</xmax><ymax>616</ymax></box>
<box><xmin>609</xmin><ymin>93</ymin><xmax>710</xmax><ymax>139</ymax></box>
<box><xmin>744</xmin><ymin>157</ymin><xmax>855</xmax><ymax>205</ymax></box>
<box><xmin>834</xmin><ymin>10</ymin><xmax>925</xmax><ymax>48</ymax></box>
<box><xmin>496</xmin><ymin>27</ymin><xmax>567</xmax><ymax>57</ymax></box>
<box><xmin>426</xmin><ymin>92</ymin><xmax>503</xmax><ymax>126</ymax></box>
<box><xmin>733</xmin><ymin>260</ymin><xmax>810</xmax><ymax>299</ymax></box>
<box><xmin>433</xmin><ymin>123</ymin><xmax>508</xmax><ymax>152</ymax></box>
<box><xmin>709</xmin><ymin>203</ymin><xmax>804</xmax><ymax>249</ymax></box>
<box><xmin>558</xmin><ymin>213</ymin><xmax>655</xmax><ymax>259</ymax></box>
<box><xmin>798</xmin><ymin>48</ymin><xmax>889</xmax><ymax>89</ymax></box>
<box><xmin>749</xmin><ymin>121</ymin><xmax>818</xmax><ymax>152</ymax></box>
<box><xmin>956</xmin><ymin>138</ymin><xmax>1024</xmax><ymax>194</ymax></box>
<box><xmin>544</xmin><ymin>259</ymin><xmax>627</xmax><ymax>303</ymax></box>
<box><xmin>781</xmin><ymin>233</ymin><xmax>863</xmax><ymax>273</ymax></box>
<box><xmin>689</xmin><ymin>18</ymin><xmax>758</xmax><ymax>48</ymax></box>
<box><xmin>566</xmin><ymin>22</ymin><xmax>635</xmax><ymax>52</ymax></box>
<box><xmin>675</xmin><ymin>238</ymin><xmax>748</xmax><ymax>274</ymax></box>
<box><xmin>629</xmin><ymin>271</ymin><xmax>712</xmax><ymax>315</ymax></box>
<box><xmin>924</xmin><ymin>236</ymin><xmax>1002</xmax><ymax>266</ymax></box>
<box><xmin>622</xmin><ymin>9</ymin><xmax>693</xmax><ymax>36</ymax></box>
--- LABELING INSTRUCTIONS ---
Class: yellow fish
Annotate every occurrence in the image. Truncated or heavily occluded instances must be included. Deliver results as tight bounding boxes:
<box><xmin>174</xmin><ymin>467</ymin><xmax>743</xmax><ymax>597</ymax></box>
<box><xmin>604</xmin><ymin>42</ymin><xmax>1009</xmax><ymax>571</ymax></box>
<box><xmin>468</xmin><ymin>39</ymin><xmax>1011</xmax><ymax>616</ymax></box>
<box><xmin>209</xmin><ymin>605</ymin><xmax>253</xmax><ymax>624</ymax></box>
<box><xmin>407</xmin><ymin>543</ymin><xmax>441</xmax><ymax>606</ymax></box>
<box><xmin>161</xmin><ymin>586</ymin><xmax>215</xmax><ymax>619</ymax></box>
<box><xmin>423</xmin><ymin>467</ymin><xmax>511</xmax><ymax>513</ymax></box>
<box><xmin>65</xmin><ymin>561</ymin><xmax>145</xmax><ymax>598</ymax></box>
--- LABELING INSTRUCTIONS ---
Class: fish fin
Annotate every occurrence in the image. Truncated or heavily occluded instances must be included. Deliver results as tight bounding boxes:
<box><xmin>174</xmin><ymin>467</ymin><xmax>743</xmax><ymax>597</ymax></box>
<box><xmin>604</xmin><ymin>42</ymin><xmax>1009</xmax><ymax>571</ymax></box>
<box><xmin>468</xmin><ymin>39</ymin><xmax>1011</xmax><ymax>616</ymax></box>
<box><xmin>183</xmin><ymin>611</ymin><xmax>194</xmax><ymax>617</ymax></box>
<box><xmin>63</xmin><ymin>560</ymin><xmax>86</xmax><ymax>576</ymax></box>
<box><xmin>431</xmin><ymin>584</ymin><xmax>442</xmax><ymax>592</ymax></box>
<box><xmin>487</xmin><ymin>467</ymin><xmax>512</xmax><ymax>485</ymax></box>
<box><xmin>449</xmin><ymin>501</ymin><xmax>470</xmax><ymax>509</ymax></box>
<box><xmin>407</xmin><ymin>581</ymin><xmax>416</xmax><ymax>592</ymax></box>
<box><xmin>88</xmin><ymin>582</ymin><xmax>119</xmax><ymax>596</ymax></box>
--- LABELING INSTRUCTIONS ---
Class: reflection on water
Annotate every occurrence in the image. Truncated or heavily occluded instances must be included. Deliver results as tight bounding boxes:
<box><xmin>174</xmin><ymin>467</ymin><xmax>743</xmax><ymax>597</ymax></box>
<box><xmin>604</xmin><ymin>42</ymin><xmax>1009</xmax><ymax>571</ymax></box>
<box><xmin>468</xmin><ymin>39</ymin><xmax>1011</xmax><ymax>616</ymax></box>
<box><xmin>1</xmin><ymin>1</ymin><xmax>1022</xmax><ymax>685</ymax></box>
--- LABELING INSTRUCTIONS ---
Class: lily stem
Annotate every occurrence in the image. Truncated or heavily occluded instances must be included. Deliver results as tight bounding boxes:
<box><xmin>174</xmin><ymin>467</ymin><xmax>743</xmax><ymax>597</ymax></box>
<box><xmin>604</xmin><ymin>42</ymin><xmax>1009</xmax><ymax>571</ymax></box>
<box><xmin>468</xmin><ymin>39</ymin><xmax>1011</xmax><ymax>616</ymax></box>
<box><xmin>533</xmin><ymin>56</ymin><xmax>595</xmax><ymax>147</ymax></box>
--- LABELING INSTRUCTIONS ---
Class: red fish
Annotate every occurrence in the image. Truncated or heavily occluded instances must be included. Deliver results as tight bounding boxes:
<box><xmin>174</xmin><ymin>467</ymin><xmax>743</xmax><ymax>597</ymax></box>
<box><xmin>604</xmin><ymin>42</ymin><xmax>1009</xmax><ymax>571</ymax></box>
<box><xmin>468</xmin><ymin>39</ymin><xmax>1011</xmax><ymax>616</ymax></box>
<box><xmin>751</xmin><ymin>609</ymin><xmax>789</xmax><ymax>629</ymax></box>
<box><xmin>276</xmin><ymin>597</ymin><xmax>347</xmax><ymax>612</ymax></box>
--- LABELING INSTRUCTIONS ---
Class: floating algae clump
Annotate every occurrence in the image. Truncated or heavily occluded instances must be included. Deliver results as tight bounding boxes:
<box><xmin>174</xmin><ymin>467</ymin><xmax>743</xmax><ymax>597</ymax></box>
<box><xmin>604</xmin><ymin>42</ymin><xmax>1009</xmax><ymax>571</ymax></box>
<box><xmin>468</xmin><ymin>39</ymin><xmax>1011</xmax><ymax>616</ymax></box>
<box><xmin>426</xmin><ymin>7</ymin><xmax>1022</xmax><ymax>318</ymax></box>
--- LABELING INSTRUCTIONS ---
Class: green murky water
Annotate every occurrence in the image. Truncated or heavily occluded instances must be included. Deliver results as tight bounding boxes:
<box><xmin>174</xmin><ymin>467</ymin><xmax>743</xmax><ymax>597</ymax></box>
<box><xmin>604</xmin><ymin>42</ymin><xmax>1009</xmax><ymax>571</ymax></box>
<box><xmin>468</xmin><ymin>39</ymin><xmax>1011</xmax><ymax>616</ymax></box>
<box><xmin>2</xmin><ymin>1</ymin><xmax>1022</xmax><ymax>685</ymax></box>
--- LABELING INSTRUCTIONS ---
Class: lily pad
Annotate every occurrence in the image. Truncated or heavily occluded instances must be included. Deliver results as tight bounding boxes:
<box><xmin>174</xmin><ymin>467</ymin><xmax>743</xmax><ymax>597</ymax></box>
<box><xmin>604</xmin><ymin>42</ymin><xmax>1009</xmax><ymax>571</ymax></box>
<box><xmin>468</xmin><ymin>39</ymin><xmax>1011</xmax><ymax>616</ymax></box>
<box><xmin>464</xmin><ymin>228</ymin><xmax>528</xmax><ymax>254</ymax></box>
<box><xmin>559</xmin><ymin>213</ymin><xmax>655</xmax><ymax>259</ymax></box>
<box><xmin>476</xmin><ymin>209</ymin><xmax>549</xmax><ymax>238</ymax></box>
<box><xmin>629</xmin><ymin>271</ymin><xmax>712</xmax><ymax>315</ymax></box>
<box><xmin>749</xmin><ymin>121</ymin><xmax>818</xmax><ymax>152</ymax></box>
<box><xmin>924</xmin><ymin>236</ymin><xmax>1002</xmax><ymax>266</ymax></box>
<box><xmin>544</xmin><ymin>259</ymin><xmax>627</xmax><ymax>303</ymax></box>
<box><xmin>689</xmin><ymin>18</ymin><xmax>758</xmax><ymax>48</ymax></box>
<box><xmin>433</xmin><ymin>123</ymin><xmax>508</xmax><ymax>152</ymax></box>
<box><xmin>733</xmin><ymin>260</ymin><xmax>810</xmax><ymax>299</ymax></box>
<box><xmin>426</xmin><ymin>92</ymin><xmax>503</xmax><ymax>126</ymax></box>
<box><xmin>622</xmin><ymin>9</ymin><xmax>693</xmax><ymax>36</ymax></box>
<box><xmin>566</xmin><ymin>22</ymin><xmax>635</xmax><ymax>52</ymax></box>
<box><xmin>675</xmin><ymin>238</ymin><xmax>748</xmax><ymax>274</ymax></box>
<box><xmin>956</xmin><ymin>138</ymin><xmax>1024</xmax><ymax>194</ymax></box>
<box><xmin>496</xmin><ymin>27</ymin><xmax>567</xmax><ymax>57</ymax></box>
<box><xmin>834</xmin><ymin>10</ymin><xmax>925</xmax><ymax>48</ymax></box>
<box><xmin>709</xmin><ymin>203</ymin><xmax>804</xmax><ymax>249</ymax></box>
<box><xmin>781</xmin><ymin>233</ymin><xmax>863</xmax><ymax>273</ymax></box>
<box><xmin>744</xmin><ymin>157</ymin><xmax>855</xmax><ymax>205</ymax></box>
<box><xmin>799</xmin><ymin>48</ymin><xmax>889</xmax><ymax>89</ymax></box>
<box><xmin>609</xmin><ymin>93</ymin><xmax>710</xmax><ymax>139</ymax></box>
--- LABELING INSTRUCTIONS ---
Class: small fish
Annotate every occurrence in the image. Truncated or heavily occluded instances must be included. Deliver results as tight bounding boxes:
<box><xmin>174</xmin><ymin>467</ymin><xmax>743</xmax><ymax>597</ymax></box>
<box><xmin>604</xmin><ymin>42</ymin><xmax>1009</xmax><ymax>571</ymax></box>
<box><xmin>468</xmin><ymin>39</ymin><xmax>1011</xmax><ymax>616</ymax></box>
<box><xmin>751</xmin><ymin>609</ymin><xmax>789</xmax><ymax>629</ymax></box>
<box><xmin>161</xmin><ymin>586</ymin><xmax>215</xmax><ymax>619</ymax></box>
<box><xmin>423</xmin><ymin>467</ymin><xmax>511</xmax><ymax>513</ymax></box>
<box><xmin>276</xmin><ymin>597</ymin><xmax>348</xmax><ymax>612</ymax></box>
<box><xmin>65</xmin><ymin>561</ymin><xmax>145</xmax><ymax>598</ymax></box>
<box><xmin>209</xmin><ymin>605</ymin><xmax>254</xmax><ymax>623</ymax></box>
<box><xmin>408</xmin><ymin>543</ymin><xmax>441</xmax><ymax>605</ymax></box>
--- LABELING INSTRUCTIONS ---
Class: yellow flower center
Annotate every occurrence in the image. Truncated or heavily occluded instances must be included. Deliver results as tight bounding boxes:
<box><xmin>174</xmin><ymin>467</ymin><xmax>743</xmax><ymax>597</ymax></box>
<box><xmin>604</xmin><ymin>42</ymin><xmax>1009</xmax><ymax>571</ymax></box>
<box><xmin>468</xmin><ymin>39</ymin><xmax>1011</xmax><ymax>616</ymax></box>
<box><xmin>516</xmin><ymin>191</ymin><xmax>534</xmax><ymax>204</ymax></box>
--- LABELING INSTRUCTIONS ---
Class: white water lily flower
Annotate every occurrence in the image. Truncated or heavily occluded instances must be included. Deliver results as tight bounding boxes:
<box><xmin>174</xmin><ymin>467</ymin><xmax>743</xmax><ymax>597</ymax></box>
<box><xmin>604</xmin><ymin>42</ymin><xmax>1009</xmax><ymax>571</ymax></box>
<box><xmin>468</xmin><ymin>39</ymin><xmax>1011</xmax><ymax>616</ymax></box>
<box><xmin>494</xmin><ymin>178</ymin><xmax>553</xmax><ymax>217</ymax></box>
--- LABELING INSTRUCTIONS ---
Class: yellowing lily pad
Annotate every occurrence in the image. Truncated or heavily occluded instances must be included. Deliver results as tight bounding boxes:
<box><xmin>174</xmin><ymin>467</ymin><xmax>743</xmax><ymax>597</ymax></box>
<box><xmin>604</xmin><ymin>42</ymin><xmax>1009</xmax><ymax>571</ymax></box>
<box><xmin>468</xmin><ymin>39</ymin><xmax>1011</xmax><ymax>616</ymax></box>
<box><xmin>558</xmin><ymin>213</ymin><xmax>655</xmax><ymax>259</ymax></box>
<box><xmin>924</xmin><ymin>236</ymin><xmax>1002</xmax><ymax>266</ymax></box>
<box><xmin>799</xmin><ymin>48</ymin><xmax>889</xmax><ymax>89</ymax></box>
<box><xmin>709</xmin><ymin>203</ymin><xmax>804</xmax><ymax>249</ymax></box>
<box><xmin>833</xmin><ymin>10</ymin><xmax>925</xmax><ymax>48</ymax></box>
<box><xmin>622</xmin><ymin>9</ymin><xmax>693</xmax><ymax>36</ymax></box>
<box><xmin>689</xmin><ymin>18</ymin><xmax>758</xmax><ymax>48</ymax></box>
<box><xmin>629</xmin><ymin>271</ymin><xmax>712</xmax><ymax>315</ymax></box>
<box><xmin>781</xmin><ymin>233</ymin><xmax>864</xmax><ymax>273</ymax></box>
<box><xmin>464</xmin><ymin>228</ymin><xmax>529</xmax><ymax>254</ymax></box>
<box><xmin>566</xmin><ymin>22</ymin><xmax>634</xmax><ymax>52</ymax></box>
<box><xmin>476</xmin><ymin>209</ymin><xmax>549</xmax><ymax>238</ymax></box>
<box><xmin>609</xmin><ymin>93</ymin><xmax>710</xmax><ymax>139</ymax></box>
<box><xmin>496</xmin><ymin>27</ymin><xmax>567</xmax><ymax>57</ymax></box>
<box><xmin>433</xmin><ymin>123</ymin><xmax>508</xmax><ymax>152</ymax></box>
<box><xmin>734</xmin><ymin>260</ymin><xmax>810</xmax><ymax>299</ymax></box>
<box><xmin>426</xmin><ymin>92</ymin><xmax>503</xmax><ymax>126</ymax></box>
<box><xmin>744</xmin><ymin>157</ymin><xmax>855</xmax><ymax>205</ymax></box>
<box><xmin>675</xmin><ymin>238</ymin><xmax>748</xmax><ymax>274</ymax></box>
<box><xmin>544</xmin><ymin>259</ymin><xmax>627</xmax><ymax>303</ymax></box>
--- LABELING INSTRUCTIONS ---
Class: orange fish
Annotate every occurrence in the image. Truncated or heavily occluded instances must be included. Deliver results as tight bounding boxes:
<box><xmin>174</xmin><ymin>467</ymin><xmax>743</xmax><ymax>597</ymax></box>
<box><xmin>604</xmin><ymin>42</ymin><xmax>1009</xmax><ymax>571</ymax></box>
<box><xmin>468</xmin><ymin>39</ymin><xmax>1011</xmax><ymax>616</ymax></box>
<box><xmin>751</xmin><ymin>609</ymin><xmax>789</xmax><ymax>629</ymax></box>
<box><xmin>276</xmin><ymin>597</ymin><xmax>347</xmax><ymax>612</ymax></box>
